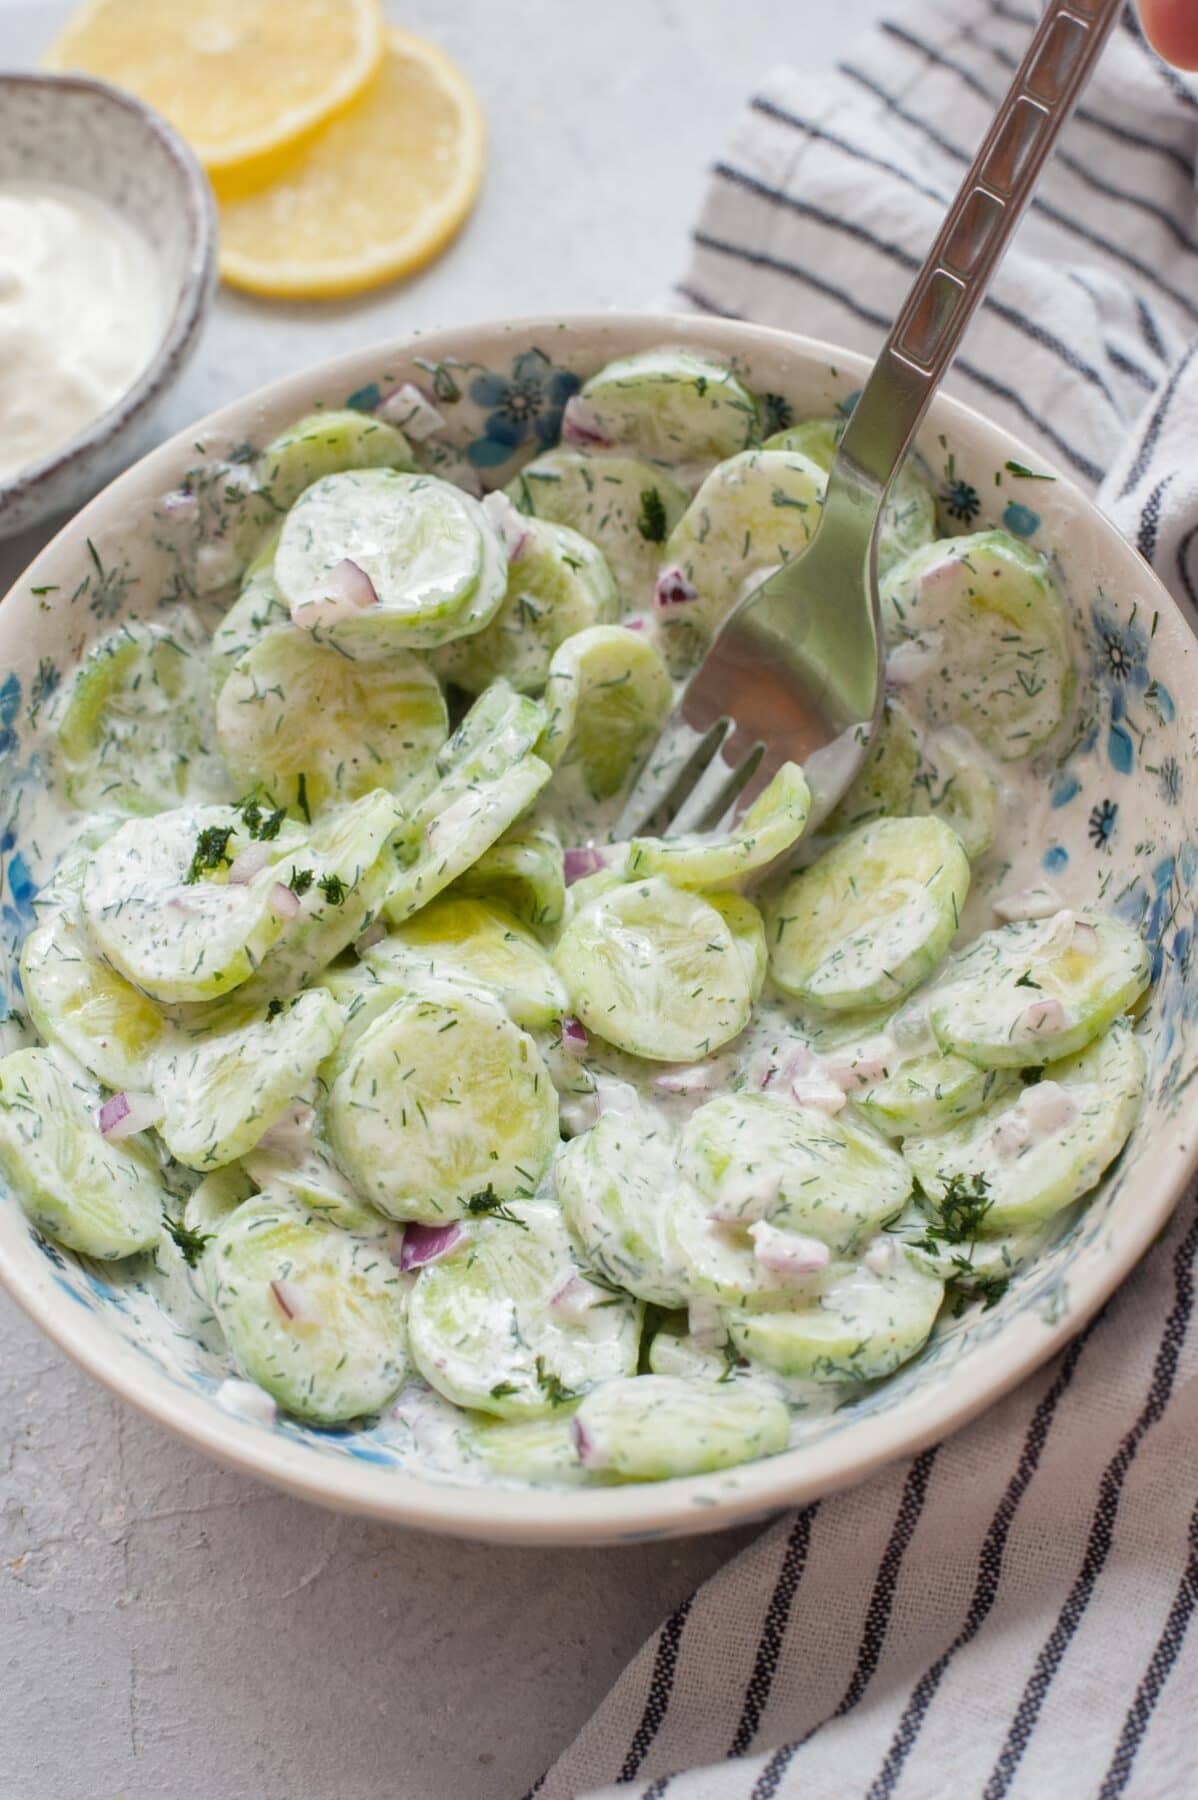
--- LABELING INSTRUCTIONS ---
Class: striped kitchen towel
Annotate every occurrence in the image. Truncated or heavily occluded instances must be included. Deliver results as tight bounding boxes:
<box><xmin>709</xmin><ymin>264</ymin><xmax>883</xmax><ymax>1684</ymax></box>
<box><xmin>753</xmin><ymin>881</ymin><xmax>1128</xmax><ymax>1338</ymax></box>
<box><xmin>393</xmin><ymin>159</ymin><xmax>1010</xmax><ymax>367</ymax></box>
<box><xmin>532</xmin><ymin>5</ymin><xmax>1198</xmax><ymax>1798</ymax></box>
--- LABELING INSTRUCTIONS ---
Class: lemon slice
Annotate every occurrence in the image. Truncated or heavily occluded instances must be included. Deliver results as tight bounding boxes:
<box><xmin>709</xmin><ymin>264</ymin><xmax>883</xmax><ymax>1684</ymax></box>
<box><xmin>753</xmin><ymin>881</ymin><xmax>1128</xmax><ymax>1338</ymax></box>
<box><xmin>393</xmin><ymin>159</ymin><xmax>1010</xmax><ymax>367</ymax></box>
<box><xmin>45</xmin><ymin>0</ymin><xmax>384</xmax><ymax>187</ymax></box>
<box><xmin>218</xmin><ymin>30</ymin><xmax>485</xmax><ymax>298</ymax></box>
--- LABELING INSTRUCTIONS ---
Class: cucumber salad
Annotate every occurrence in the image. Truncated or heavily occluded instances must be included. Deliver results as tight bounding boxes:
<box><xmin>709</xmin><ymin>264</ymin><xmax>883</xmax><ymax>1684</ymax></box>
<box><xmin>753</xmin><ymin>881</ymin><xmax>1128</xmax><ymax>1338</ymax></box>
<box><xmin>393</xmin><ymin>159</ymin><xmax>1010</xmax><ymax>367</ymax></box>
<box><xmin>0</xmin><ymin>347</ymin><xmax>1151</xmax><ymax>1488</ymax></box>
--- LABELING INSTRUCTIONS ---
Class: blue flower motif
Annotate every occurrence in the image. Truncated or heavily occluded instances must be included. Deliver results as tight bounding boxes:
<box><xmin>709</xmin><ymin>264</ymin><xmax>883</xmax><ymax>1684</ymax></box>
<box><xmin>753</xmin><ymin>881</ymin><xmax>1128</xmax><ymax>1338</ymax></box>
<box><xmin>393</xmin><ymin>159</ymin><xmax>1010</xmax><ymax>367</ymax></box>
<box><xmin>0</xmin><ymin>673</ymin><xmax>20</xmax><ymax>761</ymax></box>
<box><xmin>1088</xmin><ymin>798</ymin><xmax>1117</xmax><ymax>849</ymax></box>
<box><xmin>27</xmin><ymin>658</ymin><xmax>59</xmax><ymax>726</ymax></box>
<box><xmin>467</xmin><ymin>350</ymin><xmax>580</xmax><ymax>470</ymax></box>
<box><xmin>1158</xmin><ymin>755</ymin><xmax>1183</xmax><ymax>805</ymax></box>
<box><xmin>1091</xmin><ymin>600</ymin><xmax>1148</xmax><ymax>696</ymax></box>
<box><xmin>1002</xmin><ymin>500</ymin><xmax>1040</xmax><ymax>539</ymax></box>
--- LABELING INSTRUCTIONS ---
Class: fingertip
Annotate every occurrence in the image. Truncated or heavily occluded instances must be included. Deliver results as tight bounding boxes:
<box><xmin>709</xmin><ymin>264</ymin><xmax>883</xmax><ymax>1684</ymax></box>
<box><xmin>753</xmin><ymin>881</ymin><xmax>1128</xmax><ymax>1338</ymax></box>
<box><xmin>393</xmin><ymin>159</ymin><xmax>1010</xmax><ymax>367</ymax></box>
<box><xmin>1139</xmin><ymin>0</ymin><xmax>1198</xmax><ymax>72</ymax></box>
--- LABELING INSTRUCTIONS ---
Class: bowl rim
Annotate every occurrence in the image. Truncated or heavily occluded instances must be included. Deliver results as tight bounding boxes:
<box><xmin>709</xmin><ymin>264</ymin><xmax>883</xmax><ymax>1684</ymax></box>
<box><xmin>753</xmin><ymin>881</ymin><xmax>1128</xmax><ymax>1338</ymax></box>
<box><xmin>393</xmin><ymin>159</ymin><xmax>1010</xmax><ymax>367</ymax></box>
<box><xmin>0</xmin><ymin>69</ymin><xmax>218</xmax><ymax>508</ymax></box>
<box><xmin>1</xmin><ymin>308</ymin><xmax>1193</xmax><ymax>1545</ymax></box>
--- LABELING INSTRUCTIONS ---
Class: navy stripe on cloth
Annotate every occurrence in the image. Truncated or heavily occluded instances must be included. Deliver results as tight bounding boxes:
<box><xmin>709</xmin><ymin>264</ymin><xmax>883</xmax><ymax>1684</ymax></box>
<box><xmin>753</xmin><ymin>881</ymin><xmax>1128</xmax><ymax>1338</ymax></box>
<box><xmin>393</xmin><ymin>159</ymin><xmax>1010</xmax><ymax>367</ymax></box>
<box><xmin>728</xmin><ymin>1505</ymin><xmax>821</xmax><ymax>1758</ymax></box>
<box><xmin>617</xmin><ymin>1595</ymin><xmax>695</xmax><ymax>1784</ymax></box>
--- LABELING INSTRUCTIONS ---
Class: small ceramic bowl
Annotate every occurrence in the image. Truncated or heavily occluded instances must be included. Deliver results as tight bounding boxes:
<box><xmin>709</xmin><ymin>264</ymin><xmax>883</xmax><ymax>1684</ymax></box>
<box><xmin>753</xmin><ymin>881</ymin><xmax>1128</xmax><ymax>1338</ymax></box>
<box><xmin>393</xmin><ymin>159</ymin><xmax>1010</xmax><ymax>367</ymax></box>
<box><xmin>0</xmin><ymin>313</ymin><xmax>1196</xmax><ymax>1546</ymax></box>
<box><xmin>0</xmin><ymin>72</ymin><xmax>217</xmax><ymax>541</ymax></box>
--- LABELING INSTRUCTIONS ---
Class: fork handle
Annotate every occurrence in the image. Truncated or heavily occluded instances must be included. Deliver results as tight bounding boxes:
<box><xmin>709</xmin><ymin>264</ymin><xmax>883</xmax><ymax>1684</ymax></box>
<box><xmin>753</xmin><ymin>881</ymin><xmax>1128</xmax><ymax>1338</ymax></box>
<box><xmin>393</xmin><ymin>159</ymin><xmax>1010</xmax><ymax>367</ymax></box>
<box><xmin>834</xmin><ymin>0</ymin><xmax>1123</xmax><ymax>495</ymax></box>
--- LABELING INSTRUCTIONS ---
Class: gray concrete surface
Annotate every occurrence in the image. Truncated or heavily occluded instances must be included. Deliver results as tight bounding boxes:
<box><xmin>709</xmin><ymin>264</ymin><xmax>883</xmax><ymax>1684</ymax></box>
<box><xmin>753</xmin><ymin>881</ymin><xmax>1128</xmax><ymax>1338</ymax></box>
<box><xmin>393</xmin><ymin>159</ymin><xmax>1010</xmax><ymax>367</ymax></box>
<box><xmin>0</xmin><ymin>2</ymin><xmax>880</xmax><ymax>1794</ymax></box>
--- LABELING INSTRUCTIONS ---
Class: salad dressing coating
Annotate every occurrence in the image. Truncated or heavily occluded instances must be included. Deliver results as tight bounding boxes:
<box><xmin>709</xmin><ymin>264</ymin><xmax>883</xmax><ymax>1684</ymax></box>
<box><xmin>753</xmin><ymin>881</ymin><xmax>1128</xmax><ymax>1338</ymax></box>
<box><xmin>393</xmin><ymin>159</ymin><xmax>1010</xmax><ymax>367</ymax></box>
<box><xmin>3</xmin><ymin>348</ymin><xmax>1149</xmax><ymax>1477</ymax></box>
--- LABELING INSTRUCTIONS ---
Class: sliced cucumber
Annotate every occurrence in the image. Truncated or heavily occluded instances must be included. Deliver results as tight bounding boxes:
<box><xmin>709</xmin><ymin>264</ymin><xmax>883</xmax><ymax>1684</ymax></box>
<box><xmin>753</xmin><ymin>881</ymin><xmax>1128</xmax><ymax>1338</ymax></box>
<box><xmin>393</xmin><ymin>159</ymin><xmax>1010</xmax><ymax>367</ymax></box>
<box><xmin>184</xmin><ymin>1163</ymin><xmax>255</xmax><ymax>1238</ymax></box>
<box><xmin>677</xmin><ymin>1090</ymin><xmax>911</xmax><ymax>1255</ymax></box>
<box><xmin>553</xmin><ymin>876</ymin><xmax>755</xmax><ymax>1061</ymax></box>
<box><xmin>656</xmin><ymin>449</ymin><xmax>826</xmax><ymax>672</ymax></box>
<box><xmin>363</xmin><ymin>896</ymin><xmax>566</xmax><ymax>1029</ymax></box>
<box><xmin>468</xmin><ymin>1411</ymin><xmax>586</xmax><ymax>1484</ymax></box>
<box><xmin>20</xmin><ymin>879</ymin><xmax>166</xmax><ymax>1090</ymax></box>
<box><xmin>710</xmin><ymin>892</ymin><xmax>768</xmax><ymax>1001</ymax></box>
<box><xmin>768</xmin><ymin>816</ymin><xmax>971</xmax><ymax>1013</ymax></box>
<box><xmin>928</xmin><ymin>910</ymin><xmax>1151</xmax><ymax>1068</ymax></box>
<box><xmin>200</xmin><ymin>1189</ymin><xmax>407</xmax><ymax>1424</ymax></box>
<box><xmin>508</xmin><ymin>450</ymin><xmax>689</xmax><ymax>606</ymax></box>
<box><xmin>276</xmin><ymin>470</ymin><xmax>507</xmax><ymax>652</ymax></box>
<box><xmin>81</xmin><ymin>804</ymin><xmax>302</xmax><ymax>1004</ymax></box>
<box><xmin>893</xmin><ymin>1202</ymin><xmax>1055</xmax><ymax>1292</ymax></box>
<box><xmin>668</xmin><ymin>1181</ymin><xmax>838</xmax><ymax>1309</ymax></box>
<box><xmin>903</xmin><ymin>1021</ymin><xmax>1146</xmax><ymax>1233</ymax></box>
<box><xmin>764</xmin><ymin>421</ymin><xmax>936</xmax><ymax>574</ymax></box>
<box><xmin>157</xmin><ymin>989</ymin><xmax>343</xmax><ymax>1171</ymax></box>
<box><xmin>724</xmin><ymin>1241</ymin><xmax>944</xmax><ymax>1382</ymax></box>
<box><xmin>450</xmin><ymin>818</ymin><xmax>565</xmax><ymax>937</ymax></box>
<box><xmin>55</xmin><ymin>614</ymin><xmax>228</xmax><ymax>817</ymax></box>
<box><xmin>0</xmin><ymin>1047</ymin><xmax>162</xmax><ymax>1258</ymax></box>
<box><xmin>325</xmin><ymin>981</ymin><xmax>559</xmax><ymax>1223</ymax></box>
<box><xmin>647</xmin><ymin>1317</ymin><xmax>734</xmax><ymax>1381</ymax></box>
<box><xmin>879</xmin><ymin>531</ymin><xmax>1073</xmax><ymax>760</ymax></box>
<box><xmin>258</xmin><ymin>407</ymin><xmax>414</xmax><ymax>512</ymax></box>
<box><xmin>574</xmin><ymin>348</ymin><xmax>757</xmax><ymax>466</ymax></box>
<box><xmin>209</xmin><ymin>546</ymin><xmax>290</xmax><ymax>702</ymax></box>
<box><xmin>853</xmin><ymin>1049</ymin><xmax>1016</xmax><ymax>1139</ymax></box>
<box><xmin>216</xmin><ymin>629</ymin><xmax>447</xmax><ymax>816</ymax></box>
<box><xmin>572</xmin><ymin>1374</ymin><xmax>788</xmax><ymax>1480</ymax></box>
<box><xmin>406</xmin><ymin>1199</ymin><xmax>641</xmax><ymax>1418</ymax></box>
<box><xmin>538</xmin><ymin>625</ymin><xmax>672</xmax><ymax>803</ymax></box>
<box><xmin>554</xmin><ymin>1108</ymin><xmax>691</xmax><ymax>1306</ymax></box>
<box><xmin>628</xmin><ymin>762</ymin><xmax>810</xmax><ymax>890</ymax></box>
<box><xmin>911</xmin><ymin>727</ymin><xmax>1000</xmax><ymax>861</ymax></box>
<box><xmin>434</xmin><ymin>506</ymin><xmax>619</xmax><ymax>694</ymax></box>
<box><xmin>823</xmin><ymin>698</ymin><xmax>921</xmax><ymax>835</ymax></box>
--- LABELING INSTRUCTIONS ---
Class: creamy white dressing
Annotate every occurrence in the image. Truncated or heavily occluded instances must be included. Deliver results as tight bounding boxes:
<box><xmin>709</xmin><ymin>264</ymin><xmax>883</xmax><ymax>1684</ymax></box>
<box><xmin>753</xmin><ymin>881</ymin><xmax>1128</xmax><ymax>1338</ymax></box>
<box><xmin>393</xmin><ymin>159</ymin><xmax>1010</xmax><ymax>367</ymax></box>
<box><xmin>0</xmin><ymin>180</ymin><xmax>164</xmax><ymax>482</ymax></box>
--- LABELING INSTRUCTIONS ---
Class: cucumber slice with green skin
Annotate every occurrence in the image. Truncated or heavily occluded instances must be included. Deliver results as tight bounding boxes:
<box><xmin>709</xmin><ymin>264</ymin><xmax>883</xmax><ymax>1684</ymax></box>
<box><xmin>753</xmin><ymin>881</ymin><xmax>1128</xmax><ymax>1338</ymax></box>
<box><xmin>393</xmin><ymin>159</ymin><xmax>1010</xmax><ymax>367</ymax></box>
<box><xmin>764</xmin><ymin>422</ymin><xmax>936</xmax><ymax>575</ymax></box>
<box><xmin>667</xmin><ymin>1181</ymin><xmax>841</xmax><ymax>1309</ymax></box>
<box><xmin>891</xmin><ymin>1202</ymin><xmax>1055</xmax><ymax>1293</ymax></box>
<box><xmin>554</xmin><ymin>1108</ymin><xmax>692</xmax><ymax>1306</ymax></box>
<box><xmin>928</xmin><ymin>910</ymin><xmax>1151</xmax><ymax>1068</ymax></box>
<box><xmin>156</xmin><ymin>989</ymin><xmax>343</xmax><ymax>1171</ymax></box>
<box><xmin>383</xmin><ymin>754</ymin><xmax>553</xmax><ymax>926</ymax></box>
<box><xmin>184</xmin><ymin>1163</ymin><xmax>255</xmax><ymax>1238</ymax></box>
<box><xmin>468</xmin><ymin>1411</ymin><xmax>586</xmax><ymax>1484</ymax></box>
<box><xmin>276</xmin><ymin>470</ymin><xmax>507</xmax><ymax>653</ymax></box>
<box><xmin>879</xmin><ymin>531</ymin><xmax>1074</xmax><ymax>761</ymax></box>
<box><xmin>538</xmin><ymin>625</ymin><xmax>673</xmax><ymax>802</ymax></box>
<box><xmin>710</xmin><ymin>893</ymin><xmax>768</xmax><ymax>1001</ymax></box>
<box><xmin>507</xmin><ymin>450</ymin><xmax>689</xmax><ymax>606</ymax></box>
<box><xmin>209</xmin><ymin>548</ymin><xmax>290</xmax><ymax>702</ymax></box>
<box><xmin>406</xmin><ymin>1199</ymin><xmax>642</xmax><ymax>1419</ymax></box>
<box><xmin>20</xmin><ymin>879</ymin><xmax>166</xmax><ymax>1090</ymax></box>
<box><xmin>910</xmin><ymin>727</ymin><xmax>1000</xmax><ymax>861</ymax></box>
<box><xmin>450</xmin><ymin>818</ymin><xmax>565</xmax><ymax>937</ymax></box>
<box><xmin>82</xmin><ymin>804</ymin><xmax>302</xmax><ymax>1005</ymax></box>
<box><xmin>656</xmin><ymin>450</ymin><xmax>826</xmax><ymax>674</ymax></box>
<box><xmin>823</xmin><ymin>699</ymin><xmax>922</xmax><ymax>836</ymax></box>
<box><xmin>0</xmin><ymin>1048</ymin><xmax>163</xmax><ymax>1258</ymax></box>
<box><xmin>724</xmin><ymin>1239</ymin><xmax>944</xmax><ymax>1382</ymax></box>
<box><xmin>647</xmin><ymin>1318</ymin><xmax>733</xmax><ymax>1381</ymax></box>
<box><xmin>768</xmin><ymin>816</ymin><xmax>971</xmax><ymax>1014</ymax></box>
<box><xmin>628</xmin><ymin>762</ymin><xmax>810</xmax><ymax>891</ymax></box>
<box><xmin>434</xmin><ymin>509</ymin><xmax>619</xmax><ymax>695</ymax></box>
<box><xmin>853</xmin><ymin>1052</ymin><xmax>1016</xmax><ymax>1139</ymax></box>
<box><xmin>903</xmin><ymin>1021</ymin><xmax>1146</xmax><ymax>1234</ymax></box>
<box><xmin>55</xmin><ymin>614</ymin><xmax>229</xmax><ymax>817</ymax></box>
<box><xmin>553</xmin><ymin>876</ymin><xmax>756</xmax><ymax>1062</ymax></box>
<box><xmin>572</xmin><ymin>1374</ymin><xmax>788</xmax><ymax>1480</ymax></box>
<box><xmin>258</xmin><ymin>408</ymin><xmax>414</xmax><ymax>513</ymax></box>
<box><xmin>216</xmin><ymin>629</ymin><xmax>448</xmax><ymax>816</ymax></box>
<box><xmin>677</xmin><ymin>1090</ymin><xmax>912</xmax><ymax>1256</ymax></box>
<box><xmin>575</xmin><ymin>348</ymin><xmax>757</xmax><ymax>467</ymax></box>
<box><xmin>200</xmin><ymin>1189</ymin><xmax>408</xmax><ymax>1425</ymax></box>
<box><xmin>363</xmin><ymin>896</ymin><xmax>567</xmax><ymax>1030</ymax></box>
<box><xmin>326</xmin><ymin>981</ymin><xmax>559</xmax><ymax>1223</ymax></box>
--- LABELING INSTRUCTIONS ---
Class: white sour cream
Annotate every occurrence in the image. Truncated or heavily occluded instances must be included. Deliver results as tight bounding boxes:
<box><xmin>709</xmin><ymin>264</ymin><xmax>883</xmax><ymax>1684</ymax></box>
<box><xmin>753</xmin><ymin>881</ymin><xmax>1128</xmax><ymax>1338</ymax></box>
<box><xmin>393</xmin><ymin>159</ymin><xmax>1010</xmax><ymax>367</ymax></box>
<box><xmin>0</xmin><ymin>180</ymin><xmax>164</xmax><ymax>482</ymax></box>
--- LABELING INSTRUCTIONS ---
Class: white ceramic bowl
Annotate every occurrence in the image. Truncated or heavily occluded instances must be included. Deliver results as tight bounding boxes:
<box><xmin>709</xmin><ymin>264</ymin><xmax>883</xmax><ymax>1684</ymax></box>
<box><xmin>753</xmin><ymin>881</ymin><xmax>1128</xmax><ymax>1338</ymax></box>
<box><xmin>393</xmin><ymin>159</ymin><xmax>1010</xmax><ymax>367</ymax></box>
<box><xmin>0</xmin><ymin>72</ymin><xmax>217</xmax><ymax>541</ymax></box>
<box><xmin>1</xmin><ymin>313</ymin><xmax>1195</xmax><ymax>1546</ymax></box>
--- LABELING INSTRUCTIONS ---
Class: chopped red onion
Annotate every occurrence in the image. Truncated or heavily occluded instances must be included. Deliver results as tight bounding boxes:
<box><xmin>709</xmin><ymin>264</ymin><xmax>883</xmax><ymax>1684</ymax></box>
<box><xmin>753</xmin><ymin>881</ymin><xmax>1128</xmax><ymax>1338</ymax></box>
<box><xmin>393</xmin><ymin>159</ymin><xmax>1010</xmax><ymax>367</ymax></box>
<box><xmin>687</xmin><ymin>1297</ymin><xmax>729</xmax><ymax>1351</ymax></box>
<box><xmin>1072</xmin><ymin>920</ymin><xmax>1099</xmax><ymax>956</ymax></box>
<box><xmin>270</xmin><ymin>1278</ymin><xmax>320</xmax><ymax>1324</ymax></box>
<box><xmin>563</xmin><ymin>845</ymin><xmax>606</xmax><ymax>884</ymax></box>
<box><xmin>295</xmin><ymin>558</ymin><xmax>378</xmax><ymax>626</ymax></box>
<box><xmin>355</xmin><ymin>919</ymin><xmax>387</xmax><ymax>955</ymax></box>
<box><xmin>653</xmin><ymin>566</ymin><xmax>699</xmax><ymax>610</ymax></box>
<box><xmin>623</xmin><ymin>614</ymin><xmax>647</xmax><ymax>633</ymax></box>
<box><xmin>992</xmin><ymin>883</ymin><xmax>1064</xmax><ymax>923</ymax></box>
<box><xmin>549</xmin><ymin>1273</ymin><xmax>606</xmax><ymax>1323</ymax></box>
<box><xmin>269</xmin><ymin>881</ymin><xmax>302</xmax><ymax>920</ymax></box>
<box><xmin>399</xmin><ymin>1222</ymin><xmax>465</xmax><ymax>1271</ymax></box>
<box><xmin>1018</xmin><ymin>996</ymin><xmax>1069</xmax><ymax>1037</ymax></box>
<box><xmin>791</xmin><ymin>1068</ymin><xmax>847</xmax><ymax>1114</ymax></box>
<box><xmin>562</xmin><ymin>1016</ymin><xmax>589</xmax><ymax>1053</ymax></box>
<box><xmin>97</xmin><ymin>1089</ymin><xmax>162</xmax><ymax>1140</ymax></box>
<box><xmin>482</xmin><ymin>490</ymin><xmax>531</xmax><ymax>561</ymax></box>
<box><xmin>560</xmin><ymin>396</ymin><xmax>612</xmax><ymax>449</ymax></box>
<box><xmin>1019</xmin><ymin>1080</ymin><xmax>1077</xmax><ymax>1135</ymax></box>
<box><xmin>994</xmin><ymin>1111</ymin><xmax>1032</xmax><ymax>1157</ymax></box>
<box><xmin>572</xmin><ymin>1415</ymin><xmax>604</xmax><ymax>1468</ymax></box>
<box><xmin>749</xmin><ymin>1220</ymin><xmax>830</xmax><ymax>1278</ymax></box>
<box><xmin>377</xmin><ymin>381</ymin><xmax>447</xmax><ymax>440</ymax></box>
<box><xmin>824</xmin><ymin>1054</ymin><xmax>889</xmax><ymax>1094</ymax></box>
<box><xmin>227</xmin><ymin>842</ymin><xmax>272</xmax><ymax>885</ymax></box>
<box><xmin>161</xmin><ymin>488</ymin><xmax>198</xmax><ymax>518</ymax></box>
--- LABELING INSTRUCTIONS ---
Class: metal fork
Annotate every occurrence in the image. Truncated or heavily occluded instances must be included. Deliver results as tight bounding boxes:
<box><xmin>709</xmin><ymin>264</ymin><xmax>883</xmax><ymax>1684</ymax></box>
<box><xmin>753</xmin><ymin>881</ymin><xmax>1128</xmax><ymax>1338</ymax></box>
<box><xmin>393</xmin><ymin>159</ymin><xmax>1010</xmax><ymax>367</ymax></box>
<box><xmin>617</xmin><ymin>0</ymin><xmax>1123</xmax><ymax>843</ymax></box>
